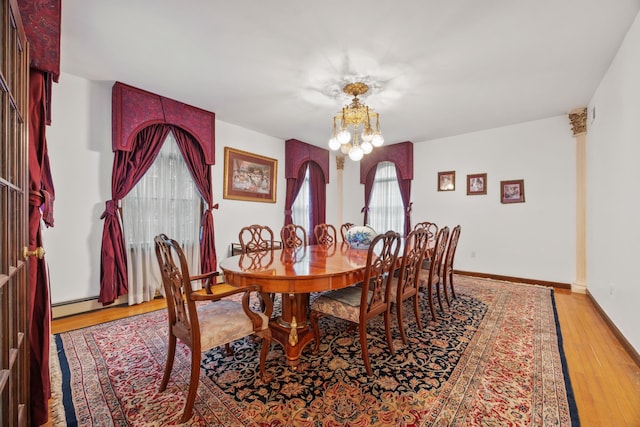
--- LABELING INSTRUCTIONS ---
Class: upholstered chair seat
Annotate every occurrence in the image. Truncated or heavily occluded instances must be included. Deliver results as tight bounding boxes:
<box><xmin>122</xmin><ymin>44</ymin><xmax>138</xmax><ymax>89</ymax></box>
<box><xmin>197</xmin><ymin>300</ymin><xmax>270</xmax><ymax>350</ymax></box>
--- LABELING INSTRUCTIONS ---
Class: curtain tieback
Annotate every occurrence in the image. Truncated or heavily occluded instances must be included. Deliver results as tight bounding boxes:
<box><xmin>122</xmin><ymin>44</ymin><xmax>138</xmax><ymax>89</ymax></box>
<box><xmin>210</xmin><ymin>203</ymin><xmax>219</xmax><ymax>211</ymax></box>
<box><xmin>29</xmin><ymin>190</ymin><xmax>43</xmax><ymax>206</ymax></box>
<box><xmin>100</xmin><ymin>200</ymin><xmax>119</xmax><ymax>219</ymax></box>
<box><xmin>41</xmin><ymin>189</ymin><xmax>55</xmax><ymax>227</ymax></box>
<box><xmin>406</xmin><ymin>202</ymin><xmax>413</xmax><ymax>214</ymax></box>
<box><xmin>361</xmin><ymin>206</ymin><xmax>369</xmax><ymax>213</ymax></box>
<box><xmin>284</xmin><ymin>209</ymin><xmax>292</xmax><ymax>215</ymax></box>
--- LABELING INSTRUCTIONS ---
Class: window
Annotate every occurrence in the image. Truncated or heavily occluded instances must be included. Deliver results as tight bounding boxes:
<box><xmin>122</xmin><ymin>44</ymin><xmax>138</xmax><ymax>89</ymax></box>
<box><xmin>122</xmin><ymin>131</ymin><xmax>202</xmax><ymax>303</ymax></box>
<box><xmin>291</xmin><ymin>164</ymin><xmax>311</xmax><ymax>232</ymax></box>
<box><xmin>368</xmin><ymin>161</ymin><xmax>404</xmax><ymax>234</ymax></box>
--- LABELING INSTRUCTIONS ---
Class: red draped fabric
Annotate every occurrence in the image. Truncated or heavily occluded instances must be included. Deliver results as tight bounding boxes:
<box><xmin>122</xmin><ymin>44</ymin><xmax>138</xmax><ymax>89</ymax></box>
<box><xmin>362</xmin><ymin>166</ymin><xmax>377</xmax><ymax>227</ymax></box>
<box><xmin>284</xmin><ymin>139</ymin><xmax>329</xmax><ymax>243</ymax></box>
<box><xmin>308</xmin><ymin>162</ymin><xmax>327</xmax><ymax>245</ymax></box>
<box><xmin>18</xmin><ymin>0</ymin><xmax>61</xmax><ymax>125</ymax></box>
<box><xmin>99</xmin><ymin>125</ymin><xmax>170</xmax><ymax>304</ymax></box>
<box><xmin>396</xmin><ymin>165</ymin><xmax>412</xmax><ymax>236</ymax></box>
<box><xmin>284</xmin><ymin>163</ymin><xmax>309</xmax><ymax>226</ymax></box>
<box><xmin>100</xmin><ymin>124</ymin><xmax>217</xmax><ymax>304</ymax></box>
<box><xmin>172</xmin><ymin>127</ymin><xmax>218</xmax><ymax>272</ymax></box>
<box><xmin>28</xmin><ymin>69</ymin><xmax>56</xmax><ymax>426</ymax></box>
<box><xmin>360</xmin><ymin>142</ymin><xmax>414</xmax><ymax>233</ymax></box>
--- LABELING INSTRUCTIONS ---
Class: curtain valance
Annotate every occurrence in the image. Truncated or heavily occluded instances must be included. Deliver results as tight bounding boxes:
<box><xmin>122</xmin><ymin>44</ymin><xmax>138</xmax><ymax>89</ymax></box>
<box><xmin>112</xmin><ymin>82</ymin><xmax>216</xmax><ymax>165</ymax></box>
<box><xmin>285</xmin><ymin>139</ymin><xmax>330</xmax><ymax>183</ymax></box>
<box><xmin>359</xmin><ymin>141</ymin><xmax>413</xmax><ymax>184</ymax></box>
<box><xmin>18</xmin><ymin>0</ymin><xmax>61</xmax><ymax>81</ymax></box>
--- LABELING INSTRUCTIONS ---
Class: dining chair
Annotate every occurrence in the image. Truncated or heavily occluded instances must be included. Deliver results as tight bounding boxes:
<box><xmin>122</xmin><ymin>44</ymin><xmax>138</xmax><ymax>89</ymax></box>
<box><xmin>340</xmin><ymin>222</ymin><xmax>355</xmax><ymax>242</ymax></box>
<box><xmin>413</xmin><ymin>221</ymin><xmax>438</xmax><ymax>261</ymax></box>
<box><xmin>154</xmin><ymin>234</ymin><xmax>272</xmax><ymax>423</ymax></box>
<box><xmin>420</xmin><ymin>226</ymin><xmax>449</xmax><ymax>321</ymax></box>
<box><xmin>441</xmin><ymin>225</ymin><xmax>461</xmax><ymax>306</ymax></box>
<box><xmin>280</xmin><ymin>223</ymin><xmax>307</xmax><ymax>249</ymax></box>
<box><xmin>238</xmin><ymin>224</ymin><xmax>275</xmax><ymax>253</ymax></box>
<box><xmin>310</xmin><ymin>230</ymin><xmax>401</xmax><ymax>376</ymax></box>
<box><xmin>388</xmin><ymin>228</ymin><xmax>430</xmax><ymax>344</ymax></box>
<box><xmin>314</xmin><ymin>223</ymin><xmax>338</xmax><ymax>246</ymax></box>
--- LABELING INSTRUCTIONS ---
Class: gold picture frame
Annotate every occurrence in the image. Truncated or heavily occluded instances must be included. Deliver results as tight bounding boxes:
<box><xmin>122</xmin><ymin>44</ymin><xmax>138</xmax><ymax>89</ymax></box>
<box><xmin>223</xmin><ymin>147</ymin><xmax>277</xmax><ymax>203</ymax></box>
<box><xmin>438</xmin><ymin>171</ymin><xmax>456</xmax><ymax>191</ymax></box>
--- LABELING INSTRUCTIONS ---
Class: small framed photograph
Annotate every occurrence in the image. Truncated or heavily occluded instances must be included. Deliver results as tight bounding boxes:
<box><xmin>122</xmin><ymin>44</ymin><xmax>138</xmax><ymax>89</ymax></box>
<box><xmin>467</xmin><ymin>173</ymin><xmax>487</xmax><ymax>195</ymax></box>
<box><xmin>438</xmin><ymin>171</ymin><xmax>455</xmax><ymax>191</ymax></box>
<box><xmin>223</xmin><ymin>147</ymin><xmax>277</xmax><ymax>203</ymax></box>
<box><xmin>500</xmin><ymin>179</ymin><xmax>525</xmax><ymax>204</ymax></box>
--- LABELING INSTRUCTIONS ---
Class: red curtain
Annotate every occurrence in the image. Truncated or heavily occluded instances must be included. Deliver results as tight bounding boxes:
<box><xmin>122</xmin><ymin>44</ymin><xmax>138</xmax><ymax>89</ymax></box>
<box><xmin>284</xmin><ymin>162</ymin><xmax>309</xmax><ymax>226</ymax></box>
<box><xmin>99</xmin><ymin>125</ymin><xmax>170</xmax><ymax>304</ymax></box>
<box><xmin>283</xmin><ymin>139</ymin><xmax>330</xmax><ymax>244</ymax></box>
<box><xmin>308</xmin><ymin>162</ymin><xmax>327</xmax><ymax>244</ymax></box>
<box><xmin>99</xmin><ymin>124</ymin><xmax>217</xmax><ymax>304</ymax></box>
<box><xmin>396</xmin><ymin>164</ymin><xmax>412</xmax><ymax>236</ymax></box>
<box><xmin>28</xmin><ymin>69</ymin><xmax>56</xmax><ymax>426</ymax></box>
<box><xmin>172</xmin><ymin>127</ymin><xmax>218</xmax><ymax>272</ymax></box>
<box><xmin>362</xmin><ymin>166</ymin><xmax>377</xmax><ymax>227</ymax></box>
<box><xmin>360</xmin><ymin>142</ymin><xmax>414</xmax><ymax>234</ymax></box>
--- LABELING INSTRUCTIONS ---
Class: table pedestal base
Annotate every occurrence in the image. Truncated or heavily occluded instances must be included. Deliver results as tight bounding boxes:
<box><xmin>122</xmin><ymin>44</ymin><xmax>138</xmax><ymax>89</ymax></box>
<box><xmin>270</xmin><ymin>292</ymin><xmax>315</xmax><ymax>367</ymax></box>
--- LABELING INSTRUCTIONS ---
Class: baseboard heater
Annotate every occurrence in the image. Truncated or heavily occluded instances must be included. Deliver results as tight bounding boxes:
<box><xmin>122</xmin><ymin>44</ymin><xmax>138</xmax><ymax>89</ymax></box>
<box><xmin>52</xmin><ymin>295</ymin><xmax>129</xmax><ymax>319</ymax></box>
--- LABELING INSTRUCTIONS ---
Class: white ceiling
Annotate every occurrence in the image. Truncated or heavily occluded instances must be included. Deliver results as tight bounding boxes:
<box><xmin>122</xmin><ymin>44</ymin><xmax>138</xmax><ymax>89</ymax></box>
<box><xmin>60</xmin><ymin>0</ymin><xmax>640</xmax><ymax>147</ymax></box>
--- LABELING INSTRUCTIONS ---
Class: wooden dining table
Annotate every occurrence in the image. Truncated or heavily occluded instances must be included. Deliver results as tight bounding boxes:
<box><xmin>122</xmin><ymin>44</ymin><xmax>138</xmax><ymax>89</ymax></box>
<box><xmin>219</xmin><ymin>243</ymin><xmax>369</xmax><ymax>366</ymax></box>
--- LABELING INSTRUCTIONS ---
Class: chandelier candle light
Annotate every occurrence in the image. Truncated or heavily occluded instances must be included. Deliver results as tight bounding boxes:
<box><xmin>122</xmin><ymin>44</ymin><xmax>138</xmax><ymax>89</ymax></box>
<box><xmin>328</xmin><ymin>82</ymin><xmax>384</xmax><ymax>161</ymax></box>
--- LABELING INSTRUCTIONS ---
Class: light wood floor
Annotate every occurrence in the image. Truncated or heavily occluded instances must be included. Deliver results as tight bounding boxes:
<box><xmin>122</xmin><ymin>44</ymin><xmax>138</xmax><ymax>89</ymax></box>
<box><xmin>45</xmin><ymin>288</ymin><xmax>640</xmax><ymax>426</ymax></box>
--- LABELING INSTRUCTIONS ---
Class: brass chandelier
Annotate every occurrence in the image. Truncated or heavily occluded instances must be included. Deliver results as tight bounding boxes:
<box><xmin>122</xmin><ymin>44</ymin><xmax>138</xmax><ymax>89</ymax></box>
<box><xmin>328</xmin><ymin>82</ymin><xmax>384</xmax><ymax>161</ymax></box>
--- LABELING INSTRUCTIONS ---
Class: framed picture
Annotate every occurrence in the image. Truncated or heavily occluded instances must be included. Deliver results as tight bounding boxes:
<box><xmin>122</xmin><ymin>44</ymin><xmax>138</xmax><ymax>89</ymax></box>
<box><xmin>438</xmin><ymin>171</ymin><xmax>456</xmax><ymax>191</ymax></box>
<box><xmin>467</xmin><ymin>173</ymin><xmax>487</xmax><ymax>195</ymax></box>
<box><xmin>223</xmin><ymin>147</ymin><xmax>277</xmax><ymax>203</ymax></box>
<box><xmin>500</xmin><ymin>179</ymin><xmax>525</xmax><ymax>204</ymax></box>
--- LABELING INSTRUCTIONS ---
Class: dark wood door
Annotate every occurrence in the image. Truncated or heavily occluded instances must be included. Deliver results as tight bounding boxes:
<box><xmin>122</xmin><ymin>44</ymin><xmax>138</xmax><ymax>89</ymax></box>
<box><xmin>0</xmin><ymin>0</ymin><xmax>30</xmax><ymax>425</ymax></box>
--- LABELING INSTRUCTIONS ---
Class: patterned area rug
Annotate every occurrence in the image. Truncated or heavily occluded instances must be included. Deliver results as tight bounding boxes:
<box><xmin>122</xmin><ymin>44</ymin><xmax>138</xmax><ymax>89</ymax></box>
<box><xmin>52</xmin><ymin>276</ymin><xmax>579</xmax><ymax>426</ymax></box>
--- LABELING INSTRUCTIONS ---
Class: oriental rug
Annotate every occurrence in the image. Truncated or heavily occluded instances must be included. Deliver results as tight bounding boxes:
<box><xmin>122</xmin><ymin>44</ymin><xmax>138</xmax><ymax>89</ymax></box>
<box><xmin>52</xmin><ymin>276</ymin><xmax>579</xmax><ymax>426</ymax></box>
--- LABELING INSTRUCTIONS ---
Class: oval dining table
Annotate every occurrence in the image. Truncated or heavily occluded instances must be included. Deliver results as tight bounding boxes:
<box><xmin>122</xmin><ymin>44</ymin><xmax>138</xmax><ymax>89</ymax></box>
<box><xmin>219</xmin><ymin>243</ymin><xmax>369</xmax><ymax>366</ymax></box>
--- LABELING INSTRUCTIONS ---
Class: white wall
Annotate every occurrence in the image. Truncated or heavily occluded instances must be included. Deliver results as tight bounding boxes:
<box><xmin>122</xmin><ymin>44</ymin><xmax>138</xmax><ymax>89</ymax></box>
<box><xmin>340</xmin><ymin>117</ymin><xmax>577</xmax><ymax>286</ymax></box>
<box><xmin>44</xmin><ymin>74</ymin><xmax>112</xmax><ymax>303</ymax></box>
<box><xmin>587</xmin><ymin>11</ymin><xmax>640</xmax><ymax>353</ymax></box>
<box><xmin>409</xmin><ymin>117</ymin><xmax>576</xmax><ymax>283</ymax></box>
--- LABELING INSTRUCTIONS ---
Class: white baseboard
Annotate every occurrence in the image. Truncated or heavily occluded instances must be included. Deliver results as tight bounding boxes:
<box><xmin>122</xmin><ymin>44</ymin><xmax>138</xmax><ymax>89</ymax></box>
<box><xmin>52</xmin><ymin>295</ymin><xmax>129</xmax><ymax>319</ymax></box>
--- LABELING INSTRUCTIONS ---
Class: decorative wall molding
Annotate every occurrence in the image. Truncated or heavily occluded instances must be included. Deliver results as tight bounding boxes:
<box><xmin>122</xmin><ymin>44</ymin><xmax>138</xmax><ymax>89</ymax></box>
<box><xmin>568</xmin><ymin>107</ymin><xmax>587</xmax><ymax>136</ymax></box>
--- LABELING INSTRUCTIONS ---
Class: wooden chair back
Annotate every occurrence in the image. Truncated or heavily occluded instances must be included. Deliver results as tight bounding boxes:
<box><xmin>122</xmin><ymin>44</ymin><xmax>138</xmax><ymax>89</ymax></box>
<box><xmin>340</xmin><ymin>222</ymin><xmax>355</xmax><ymax>242</ymax></box>
<box><xmin>359</xmin><ymin>230</ymin><xmax>402</xmax><ymax>325</ymax></box>
<box><xmin>239</xmin><ymin>224</ymin><xmax>275</xmax><ymax>253</ymax></box>
<box><xmin>314</xmin><ymin>223</ymin><xmax>338</xmax><ymax>246</ymax></box>
<box><xmin>391</xmin><ymin>228</ymin><xmax>430</xmax><ymax>343</ymax></box>
<box><xmin>442</xmin><ymin>225</ymin><xmax>461</xmax><ymax>303</ymax></box>
<box><xmin>414</xmin><ymin>221</ymin><xmax>438</xmax><ymax>259</ymax></box>
<box><xmin>422</xmin><ymin>226</ymin><xmax>449</xmax><ymax>321</ymax></box>
<box><xmin>280</xmin><ymin>224</ymin><xmax>307</xmax><ymax>248</ymax></box>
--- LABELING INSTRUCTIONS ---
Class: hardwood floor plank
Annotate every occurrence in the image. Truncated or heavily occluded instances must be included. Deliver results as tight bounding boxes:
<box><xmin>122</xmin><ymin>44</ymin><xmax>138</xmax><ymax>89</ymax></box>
<box><xmin>554</xmin><ymin>289</ymin><xmax>640</xmax><ymax>426</ymax></box>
